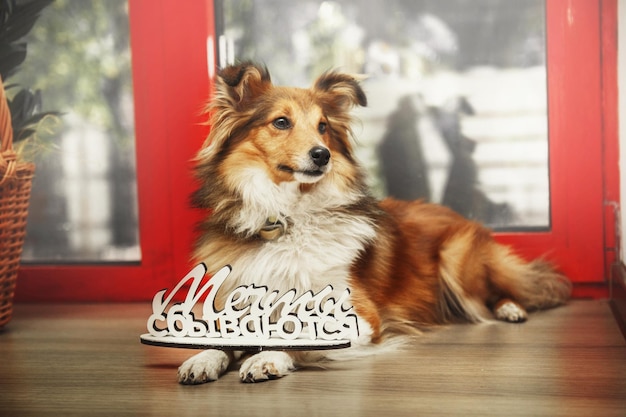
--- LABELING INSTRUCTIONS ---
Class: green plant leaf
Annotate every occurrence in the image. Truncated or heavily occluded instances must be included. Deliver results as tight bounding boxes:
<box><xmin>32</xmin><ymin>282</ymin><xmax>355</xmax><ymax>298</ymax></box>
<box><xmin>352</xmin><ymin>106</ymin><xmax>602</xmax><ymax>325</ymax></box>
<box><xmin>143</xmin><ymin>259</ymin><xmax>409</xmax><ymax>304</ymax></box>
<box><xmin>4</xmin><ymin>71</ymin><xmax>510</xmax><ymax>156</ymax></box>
<box><xmin>0</xmin><ymin>0</ymin><xmax>59</xmax><ymax>153</ymax></box>
<box><xmin>0</xmin><ymin>45</ymin><xmax>26</xmax><ymax>78</ymax></box>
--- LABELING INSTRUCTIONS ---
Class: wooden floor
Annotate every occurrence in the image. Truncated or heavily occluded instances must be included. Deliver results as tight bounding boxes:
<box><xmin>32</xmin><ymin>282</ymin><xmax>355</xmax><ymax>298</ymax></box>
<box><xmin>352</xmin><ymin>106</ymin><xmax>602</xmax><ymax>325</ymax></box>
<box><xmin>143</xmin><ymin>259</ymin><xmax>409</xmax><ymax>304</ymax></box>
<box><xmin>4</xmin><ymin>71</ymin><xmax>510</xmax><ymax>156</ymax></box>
<box><xmin>0</xmin><ymin>300</ymin><xmax>625</xmax><ymax>417</ymax></box>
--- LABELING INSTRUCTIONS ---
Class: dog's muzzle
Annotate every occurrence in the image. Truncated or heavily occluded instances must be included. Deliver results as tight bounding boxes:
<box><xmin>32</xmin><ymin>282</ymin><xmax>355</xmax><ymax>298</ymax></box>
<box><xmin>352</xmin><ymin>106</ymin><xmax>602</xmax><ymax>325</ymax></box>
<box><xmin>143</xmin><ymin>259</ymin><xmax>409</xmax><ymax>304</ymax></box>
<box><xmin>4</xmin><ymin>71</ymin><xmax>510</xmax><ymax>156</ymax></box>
<box><xmin>277</xmin><ymin>146</ymin><xmax>331</xmax><ymax>183</ymax></box>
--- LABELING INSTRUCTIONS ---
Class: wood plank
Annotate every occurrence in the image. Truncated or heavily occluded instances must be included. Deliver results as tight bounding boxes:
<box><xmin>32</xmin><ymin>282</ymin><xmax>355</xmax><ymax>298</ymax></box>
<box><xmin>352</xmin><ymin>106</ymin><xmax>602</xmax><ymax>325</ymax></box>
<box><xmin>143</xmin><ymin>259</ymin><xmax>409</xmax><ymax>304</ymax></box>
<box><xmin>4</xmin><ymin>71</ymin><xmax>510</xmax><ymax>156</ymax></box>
<box><xmin>0</xmin><ymin>301</ymin><xmax>624</xmax><ymax>417</ymax></box>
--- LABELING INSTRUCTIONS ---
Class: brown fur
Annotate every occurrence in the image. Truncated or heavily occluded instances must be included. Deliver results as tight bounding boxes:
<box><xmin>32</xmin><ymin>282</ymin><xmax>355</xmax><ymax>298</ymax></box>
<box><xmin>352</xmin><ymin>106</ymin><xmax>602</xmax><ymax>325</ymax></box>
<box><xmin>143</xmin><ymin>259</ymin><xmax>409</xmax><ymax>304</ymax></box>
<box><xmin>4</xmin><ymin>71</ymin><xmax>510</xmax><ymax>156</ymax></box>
<box><xmin>193</xmin><ymin>61</ymin><xmax>572</xmax><ymax>345</ymax></box>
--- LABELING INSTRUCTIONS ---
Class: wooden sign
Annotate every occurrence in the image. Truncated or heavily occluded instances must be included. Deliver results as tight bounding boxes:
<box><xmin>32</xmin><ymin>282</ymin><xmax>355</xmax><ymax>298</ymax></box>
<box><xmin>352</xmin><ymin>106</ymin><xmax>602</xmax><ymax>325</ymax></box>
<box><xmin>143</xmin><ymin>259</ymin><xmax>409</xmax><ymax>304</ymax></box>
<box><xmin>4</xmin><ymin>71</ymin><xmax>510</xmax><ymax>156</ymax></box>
<box><xmin>140</xmin><ymin>264</ymin><xmax>359</xmax><ymax>351</ymax></box>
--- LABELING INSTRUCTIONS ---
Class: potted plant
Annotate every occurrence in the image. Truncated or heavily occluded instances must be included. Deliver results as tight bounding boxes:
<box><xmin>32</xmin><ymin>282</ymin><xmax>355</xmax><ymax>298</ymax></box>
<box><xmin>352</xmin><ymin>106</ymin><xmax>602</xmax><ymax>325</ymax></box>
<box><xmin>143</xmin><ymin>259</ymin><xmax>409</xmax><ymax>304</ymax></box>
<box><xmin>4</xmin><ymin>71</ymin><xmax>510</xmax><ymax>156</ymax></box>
<box><xmin>0</xmin><ymin>0</ymin><xmax>58</xmax><ymax>327</ymax></box>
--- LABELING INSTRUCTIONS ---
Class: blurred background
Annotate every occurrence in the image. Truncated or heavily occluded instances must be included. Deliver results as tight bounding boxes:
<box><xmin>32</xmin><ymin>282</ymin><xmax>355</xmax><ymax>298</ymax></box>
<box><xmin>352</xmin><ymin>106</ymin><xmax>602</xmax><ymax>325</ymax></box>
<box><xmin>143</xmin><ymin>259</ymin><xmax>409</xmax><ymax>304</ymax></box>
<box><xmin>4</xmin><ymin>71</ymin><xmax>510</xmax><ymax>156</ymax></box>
<box><xmin>13</xmin><ymin>0</ymin><xmax>548</xmax><ymax>263</ymax></box>
<box><xmin>218</xmin><ymin>0</ymin><xmax>550</xmax><ymax>228</ymax></box>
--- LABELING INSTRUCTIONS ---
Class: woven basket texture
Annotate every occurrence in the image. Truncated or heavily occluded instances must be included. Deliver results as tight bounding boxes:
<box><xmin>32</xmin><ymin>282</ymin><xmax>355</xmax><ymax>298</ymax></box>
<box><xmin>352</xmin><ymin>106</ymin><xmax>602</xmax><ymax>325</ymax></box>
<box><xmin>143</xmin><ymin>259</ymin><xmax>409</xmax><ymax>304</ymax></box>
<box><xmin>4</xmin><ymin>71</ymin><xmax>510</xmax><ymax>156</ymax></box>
<box><xmin>0</xmin><ymin>76</ymin><xmax>35</xmax><ymax>328</ymax></box>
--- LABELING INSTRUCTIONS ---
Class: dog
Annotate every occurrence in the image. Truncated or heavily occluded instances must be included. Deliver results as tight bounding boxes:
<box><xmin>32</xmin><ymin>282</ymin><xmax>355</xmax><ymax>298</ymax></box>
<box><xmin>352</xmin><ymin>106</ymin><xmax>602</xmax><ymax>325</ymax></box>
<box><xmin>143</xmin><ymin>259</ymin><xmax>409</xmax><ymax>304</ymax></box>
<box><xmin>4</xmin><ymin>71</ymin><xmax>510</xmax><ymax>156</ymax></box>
<box><xmin>177</xmin><ymin>62</ymin><xmax>571</xmax><ymax>384</ymax></box>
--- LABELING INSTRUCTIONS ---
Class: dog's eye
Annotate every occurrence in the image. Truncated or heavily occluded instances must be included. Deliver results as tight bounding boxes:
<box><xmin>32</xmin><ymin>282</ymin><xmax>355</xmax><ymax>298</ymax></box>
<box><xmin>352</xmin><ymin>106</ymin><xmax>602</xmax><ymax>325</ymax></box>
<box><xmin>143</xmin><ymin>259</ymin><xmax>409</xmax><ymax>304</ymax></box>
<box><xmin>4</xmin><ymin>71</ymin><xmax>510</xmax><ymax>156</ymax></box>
<box><xmin>318</xmin><ymin>122</ymin><xmax>327</xmax><ymax>135</ymax></box>
<box><xmin>272</xmin><ymin>117</ymin><xmax>291</xmax><ymax>130</ymax></box>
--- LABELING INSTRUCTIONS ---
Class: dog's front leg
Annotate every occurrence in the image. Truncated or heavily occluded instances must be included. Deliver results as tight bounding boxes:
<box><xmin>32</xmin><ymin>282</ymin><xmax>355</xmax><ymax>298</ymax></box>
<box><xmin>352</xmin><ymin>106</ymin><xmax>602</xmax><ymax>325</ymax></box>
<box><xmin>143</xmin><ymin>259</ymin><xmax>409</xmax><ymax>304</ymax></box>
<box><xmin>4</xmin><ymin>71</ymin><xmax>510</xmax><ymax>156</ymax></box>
<box><xmin>239</xmin><ymin>351</ymin><xmax>295</xmax><ymax>383</ymax></box>
<box><xmin>178</xmin><ymin>349</ymin><xmax>238</xmax><ymax>384</ymax></box>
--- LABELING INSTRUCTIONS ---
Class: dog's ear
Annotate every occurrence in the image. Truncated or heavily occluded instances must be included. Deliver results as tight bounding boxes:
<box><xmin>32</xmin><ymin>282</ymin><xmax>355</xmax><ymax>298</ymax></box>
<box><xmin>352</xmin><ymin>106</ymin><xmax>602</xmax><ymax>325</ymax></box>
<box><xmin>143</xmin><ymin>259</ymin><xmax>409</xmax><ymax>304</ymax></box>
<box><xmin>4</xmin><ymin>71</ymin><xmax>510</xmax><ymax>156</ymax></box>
<box><xmin>197</xmin><ymin>62</ymin><xmax>272</xmax><ymax>158</ymax></box>
<box><xmin>313</xmin><ymin>72</ymin><xmax>367</xmax><ymax>157</ymax></box>
<box><xmin>216</xmin><ymin>62</ymin><xmax>272</xmax><ymax>110</ymax></box>
<box><xmin>313</xmin><ymin>71</ymin><xmax>367</xmax><ymax>112</ymax></box>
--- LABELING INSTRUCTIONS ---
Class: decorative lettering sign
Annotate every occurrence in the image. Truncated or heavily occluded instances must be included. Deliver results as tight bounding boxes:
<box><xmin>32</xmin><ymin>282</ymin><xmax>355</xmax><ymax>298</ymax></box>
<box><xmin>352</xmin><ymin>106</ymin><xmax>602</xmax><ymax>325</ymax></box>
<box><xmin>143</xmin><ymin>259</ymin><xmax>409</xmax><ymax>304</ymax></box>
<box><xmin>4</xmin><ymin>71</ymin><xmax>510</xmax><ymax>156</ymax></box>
<box><xmin>140</xmin><ymin>264</ymin><xmax>359</xmax><ymax>351</ymax></box>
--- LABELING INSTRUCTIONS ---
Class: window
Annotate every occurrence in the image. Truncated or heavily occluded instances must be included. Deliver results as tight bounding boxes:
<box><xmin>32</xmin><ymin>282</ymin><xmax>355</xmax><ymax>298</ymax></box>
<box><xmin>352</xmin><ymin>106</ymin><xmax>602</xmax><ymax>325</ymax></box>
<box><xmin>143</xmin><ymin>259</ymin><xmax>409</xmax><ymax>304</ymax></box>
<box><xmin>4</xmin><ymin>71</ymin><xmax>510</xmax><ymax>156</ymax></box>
<box><xmin>15</xmin><ymin>0</ymin><xmax>215</xmax><ymax>301</ymax></box>
<box><xmin>14</xmin><ymin>0</ymin><xmax>616</xmax><ymax>301</ymax></box>
<box><xmin>216</xmin><ymin>0</ymin><xmax>612</xmax><ymax>291</ymax></box>
<box><xmin>219</xmin><ymin>0</ymin><xmax>550</xmax><ymax>230</ymax></box>
<box><xmin>13</xmin><ymin>1</ymin><xmax>140</xmax><ymax>263</ymax></box>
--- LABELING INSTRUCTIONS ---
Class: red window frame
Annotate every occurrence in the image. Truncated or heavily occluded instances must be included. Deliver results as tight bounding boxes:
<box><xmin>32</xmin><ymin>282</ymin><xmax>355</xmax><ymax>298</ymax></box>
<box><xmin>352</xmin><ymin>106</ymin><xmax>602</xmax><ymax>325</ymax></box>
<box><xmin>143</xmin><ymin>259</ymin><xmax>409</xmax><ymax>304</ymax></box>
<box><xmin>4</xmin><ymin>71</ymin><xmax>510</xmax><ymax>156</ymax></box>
<box><xmin>14</xmin><ymin>0</ymin><xmax>618</xmax><ymax>302</ymax></box>
<box><xmin>496</xmin><ymin>0</ymin><xmax>618</xmax><ymax>298</ymax></box>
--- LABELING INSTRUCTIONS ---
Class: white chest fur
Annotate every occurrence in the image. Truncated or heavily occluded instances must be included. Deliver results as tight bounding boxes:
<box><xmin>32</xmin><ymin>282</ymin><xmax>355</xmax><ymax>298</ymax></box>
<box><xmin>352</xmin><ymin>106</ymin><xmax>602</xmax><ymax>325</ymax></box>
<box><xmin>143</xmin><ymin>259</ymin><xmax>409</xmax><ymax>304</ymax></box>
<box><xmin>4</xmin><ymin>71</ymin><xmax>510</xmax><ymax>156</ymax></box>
<box><xmin>229</xmin><ymin>209</ymin><xmax>376</xmax><ymax>294</ymax></box>
<box><xmin>225</xmin><ymin>170</ymin><xmax>377</xmax><ymax>295</ymax></box>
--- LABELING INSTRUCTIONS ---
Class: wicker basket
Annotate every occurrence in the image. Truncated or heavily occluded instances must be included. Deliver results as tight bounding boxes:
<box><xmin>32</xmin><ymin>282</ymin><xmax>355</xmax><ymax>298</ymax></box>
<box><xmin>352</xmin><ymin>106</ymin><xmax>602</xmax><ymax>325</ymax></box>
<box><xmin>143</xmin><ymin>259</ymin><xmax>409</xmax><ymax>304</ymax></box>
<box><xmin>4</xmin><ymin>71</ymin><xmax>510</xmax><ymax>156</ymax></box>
<box><xmin>0</xmin><ymin>76</ymin><xmax>35</xmax><ymax>328</ymax></box>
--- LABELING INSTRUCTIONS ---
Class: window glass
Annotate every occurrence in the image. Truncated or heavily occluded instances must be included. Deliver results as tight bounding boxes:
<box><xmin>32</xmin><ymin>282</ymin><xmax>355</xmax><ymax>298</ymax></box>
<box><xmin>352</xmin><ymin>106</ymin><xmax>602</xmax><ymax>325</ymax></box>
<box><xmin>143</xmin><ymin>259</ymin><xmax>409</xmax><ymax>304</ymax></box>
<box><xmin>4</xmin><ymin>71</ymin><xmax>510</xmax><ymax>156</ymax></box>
<box><xmin>220</xmin><ymin>0</ymin><xmax>549</xmax><ymax>229</ymax></box>
<box><xmin>11</xmin><ymin>0</ymin><xmax>140</xmax><ymax>262</ymax></box>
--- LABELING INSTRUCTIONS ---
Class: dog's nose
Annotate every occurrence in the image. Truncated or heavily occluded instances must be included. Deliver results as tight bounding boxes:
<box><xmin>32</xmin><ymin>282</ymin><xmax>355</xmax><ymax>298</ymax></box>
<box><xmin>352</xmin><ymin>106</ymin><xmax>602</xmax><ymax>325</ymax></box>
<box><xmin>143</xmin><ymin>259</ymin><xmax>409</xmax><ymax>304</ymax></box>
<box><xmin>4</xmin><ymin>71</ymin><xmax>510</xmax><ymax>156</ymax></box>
<box><xmin>309</xmin><ymin>146</ymin><xmax>330</xmax><ymax>167</ymax></box>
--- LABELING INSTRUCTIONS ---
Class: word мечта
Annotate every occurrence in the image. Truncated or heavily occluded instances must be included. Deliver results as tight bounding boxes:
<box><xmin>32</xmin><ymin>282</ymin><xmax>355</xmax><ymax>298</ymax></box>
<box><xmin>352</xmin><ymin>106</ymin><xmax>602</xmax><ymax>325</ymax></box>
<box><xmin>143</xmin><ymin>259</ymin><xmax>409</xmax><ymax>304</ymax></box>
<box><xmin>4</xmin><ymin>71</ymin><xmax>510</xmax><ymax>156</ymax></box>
<box><xmin>146</xmin><ymin>264</ymin><xmax>359</xmax><ymax>341</ymax></box>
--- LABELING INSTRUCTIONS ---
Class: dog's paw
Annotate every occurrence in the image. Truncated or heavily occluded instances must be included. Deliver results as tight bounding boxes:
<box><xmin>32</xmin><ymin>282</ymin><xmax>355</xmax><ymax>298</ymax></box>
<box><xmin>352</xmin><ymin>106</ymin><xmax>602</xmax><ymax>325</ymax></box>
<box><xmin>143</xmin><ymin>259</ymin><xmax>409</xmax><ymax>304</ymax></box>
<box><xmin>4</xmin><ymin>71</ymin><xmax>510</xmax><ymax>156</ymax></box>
<box><xmin>494</xmin><ymin>300</ymin><xmax>528</xmax><ymax>323</ymax></box>
<box><xmin>178</xmin><ymin>350</ymin><xmax>231</xmax><ymax>385</ymax></box>
<box><xmin>239</xmin><ymin>351</ymin><xmax>295</xmax><ymax>383</ymax></box>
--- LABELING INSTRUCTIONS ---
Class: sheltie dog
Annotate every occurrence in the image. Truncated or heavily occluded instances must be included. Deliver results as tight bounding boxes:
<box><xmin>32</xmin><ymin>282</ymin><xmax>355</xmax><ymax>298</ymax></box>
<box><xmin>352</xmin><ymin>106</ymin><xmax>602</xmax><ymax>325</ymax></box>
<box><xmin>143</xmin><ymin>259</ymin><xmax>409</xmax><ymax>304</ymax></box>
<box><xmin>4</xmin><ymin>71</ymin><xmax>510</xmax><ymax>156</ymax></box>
<box><xmin>177</xmin><ymin>62</ymin><xmax>572</xmax><ymax>384</ymax></box>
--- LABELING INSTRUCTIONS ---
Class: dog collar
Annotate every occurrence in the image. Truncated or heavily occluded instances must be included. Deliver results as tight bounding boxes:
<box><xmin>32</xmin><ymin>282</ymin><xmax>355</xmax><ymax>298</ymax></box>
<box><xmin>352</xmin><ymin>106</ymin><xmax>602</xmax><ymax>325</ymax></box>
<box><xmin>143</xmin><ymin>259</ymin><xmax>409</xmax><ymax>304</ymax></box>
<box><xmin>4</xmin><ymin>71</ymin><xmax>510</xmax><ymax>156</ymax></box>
<box><xmin>258</xmin><ymin>216</ymin><xmax>287</xmax><ymax>241</ymax></box>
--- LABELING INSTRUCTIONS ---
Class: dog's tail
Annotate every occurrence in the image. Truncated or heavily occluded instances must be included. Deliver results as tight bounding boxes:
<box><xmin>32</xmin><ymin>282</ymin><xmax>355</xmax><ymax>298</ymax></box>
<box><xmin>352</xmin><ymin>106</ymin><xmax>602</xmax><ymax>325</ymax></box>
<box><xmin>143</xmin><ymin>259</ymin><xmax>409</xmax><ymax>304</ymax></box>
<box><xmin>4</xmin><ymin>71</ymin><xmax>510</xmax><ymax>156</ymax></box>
<box><xmin>487</xmin><ymin>244</ymin><xmax>572</xmax><ymax>311</ymax></box>
<box><xmin>439</xmin><ymin>227</ymin><xmax>572</xmax><ymax>323</ymax></box>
